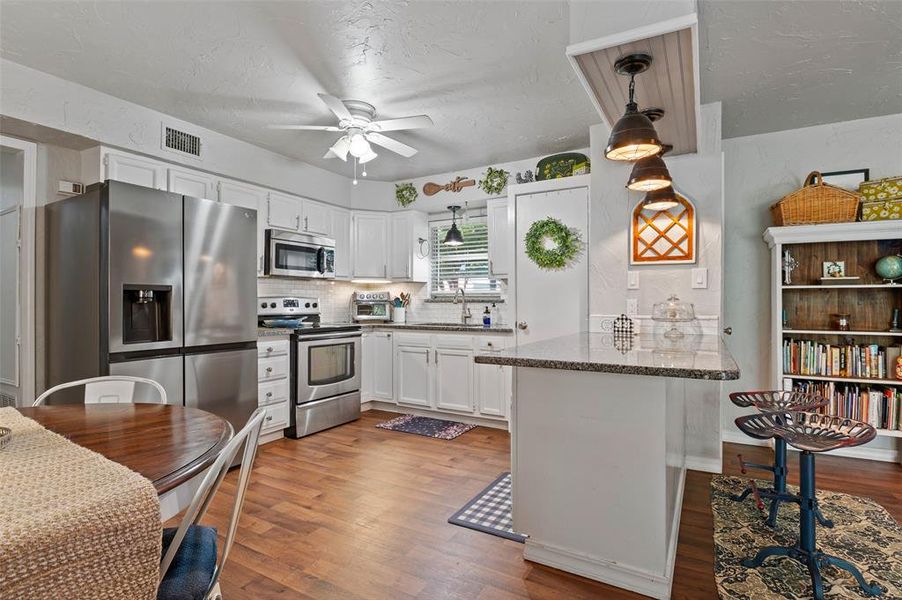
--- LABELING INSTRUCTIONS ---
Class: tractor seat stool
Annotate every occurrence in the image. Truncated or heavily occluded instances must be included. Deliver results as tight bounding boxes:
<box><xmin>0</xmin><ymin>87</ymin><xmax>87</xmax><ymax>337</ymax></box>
<box><xmin>729</xmin><ymin>390</ymin><xmax>830</xmax><ymax>528</ymax></box>
<box><xmin>734</xmin><ymin>411</ymin><xmax>882</xmax><ymax>600</ymax></box>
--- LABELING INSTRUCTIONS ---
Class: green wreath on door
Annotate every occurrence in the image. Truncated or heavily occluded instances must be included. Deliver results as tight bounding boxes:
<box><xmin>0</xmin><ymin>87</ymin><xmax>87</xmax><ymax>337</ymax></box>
<box><xmin>524</xmin><ymin>217</ymin><xmax>583</xmax><ymax>270</ymax></box>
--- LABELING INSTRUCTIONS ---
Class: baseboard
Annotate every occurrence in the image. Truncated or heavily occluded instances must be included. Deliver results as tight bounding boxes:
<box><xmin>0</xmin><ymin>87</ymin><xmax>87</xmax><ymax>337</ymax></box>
<box><xmin>258</xmin><ymin>429</ymin><xmax>284</xmax><ymax>445</ymax></box>
<box><xmin>685</xmin><ymin>455</ymin><xmax>722</xmax><ymax>474</ymax></box>
<box><xmin>364</xmin><ymin>401</ymin><xmax>510</xmax><ymax>430</ymax></box>
<box><xmin>524</xmin><ymin>540</ymin><xmax>674</xmax><ymax>600</ymax></box>
<box><xmin>722</xmin><ymin>430</ymin><xmax>770</xmax><ymax>447</ymax></box>
<box><xmin>663</xmin><ymin>467</ymin><xmax>686</xmax><ymax>592</ymax></box>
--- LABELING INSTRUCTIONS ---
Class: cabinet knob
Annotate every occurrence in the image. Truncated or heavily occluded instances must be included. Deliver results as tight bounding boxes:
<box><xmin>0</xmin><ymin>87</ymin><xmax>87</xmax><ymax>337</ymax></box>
<box><xmin>723</xmin><ymin>327</ymin><xmax>733</xmax><ymax>336</ymax></box>
<box><xmin>265</xmin><ymin>392</ymin><xmax>273</xmax><ymax>397</ymax></box>
<box><xmin>517</xmin><ymin>321</ymin><xmax>528</xmax><ymax>330</ymax></box>
<box><xmin>265</xmin><ymin>415</ymin><xmax>273</xmax><ymax>422</ymax></box>
<box><xmin>265</xmin><ymin>367</ymin><xmax>273</xmax><ymax>373</ymax></box>
<box><xmin>266</xmin><ymin>347</ymin><xmax>274</xmax><ymax>352</ymax></box>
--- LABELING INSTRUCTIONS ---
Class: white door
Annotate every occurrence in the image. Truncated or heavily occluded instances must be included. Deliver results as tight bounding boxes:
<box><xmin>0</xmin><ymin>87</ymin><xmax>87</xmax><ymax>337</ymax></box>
<box><xmin>267</xmin><ymin>192</ymin><xmax>301</xmax><ymax>231</ymax></box>
<box><xmin>167</xmin><ymin>167</ymin><xmax>215</xmax><ymax>200</ymax></box>
<box><xmin>395</xmin><ymin>344</ymin><xmax>431</xmax><ymax>407</ymax></box>
<box><xmin>105</xmin><ymin>151</ymin><xmax>166</xmax><ymax>189</ymax></box>
<box><xmin>331</xmin><ymin>207</ymin><xmax>352</xmax><ymax>279</ymax></box>
<box><xmin>218</xmin><ymin>179</ymin><xmax>267</xmax><ymax>274</ymax></box>
<box><xmin>0</xmin><ymin>136</ymin><xmax>36</xmax><ymax>406</ymax></box>
<box><xmin>434</xmin><ymin>347</ymin><xmax>474</xmax><ymax>413</ymax></box>
<box><xmin>515</xmin><ymin>186</ymin><xmax>589</xmax><ymax>344</ymax></box>
<box><xmin>475</xmin><ymin>363</ymin><xmax>510</xmax><ymax>418</ymax></box>
<box><xmin>487</xmin><ymin>199</ymin><xmax>512</xmax><ymax>277</ymax></box>
<box><xmin>352</xmin><ymin>212</ymin><xmax>388</xmax><ymax>279</ymax></box>
<box><xmin>302</xmin><ymin>200</ymin><xmax>331</xmax><ymax>236</ymax></box>
<box><xmin>371</xmin><ymin>332</ymin><xmax>394</xmax><ymax>401</ymax></box>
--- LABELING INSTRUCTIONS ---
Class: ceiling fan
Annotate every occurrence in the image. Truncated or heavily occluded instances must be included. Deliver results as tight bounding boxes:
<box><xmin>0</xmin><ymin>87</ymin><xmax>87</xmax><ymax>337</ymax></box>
<box><xmin>269</xmin><ymin>94</ymin><xmax>433</xmax><ymax>172</ymax></box>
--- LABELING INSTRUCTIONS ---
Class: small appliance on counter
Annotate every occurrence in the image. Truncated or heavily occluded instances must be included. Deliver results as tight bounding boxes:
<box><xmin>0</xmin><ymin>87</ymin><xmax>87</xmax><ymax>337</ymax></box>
<box><xmin>258</xmin><ymin>297</ymin><xmax>362</xmax><ymax>438</ymax></box>
<box><xmin>352</xmin><ymin>290</ymin><xmax>392</xmax><ymax>322</ymax></box>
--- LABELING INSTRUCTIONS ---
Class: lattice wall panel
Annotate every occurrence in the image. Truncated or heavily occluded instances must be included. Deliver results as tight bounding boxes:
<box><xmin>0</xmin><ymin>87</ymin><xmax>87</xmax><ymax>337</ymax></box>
<box><xmin>631</xmin><ymin>194</ymin><xmax>696</xmax><ymax>264</ymax></box>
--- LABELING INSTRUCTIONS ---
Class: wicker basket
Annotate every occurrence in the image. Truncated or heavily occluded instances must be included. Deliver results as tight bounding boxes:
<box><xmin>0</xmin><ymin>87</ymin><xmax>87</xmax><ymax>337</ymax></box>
<box><xmin>770</xmin><ymin>171</ymin><xmax>860</xmax><ymax>226</ymax></box>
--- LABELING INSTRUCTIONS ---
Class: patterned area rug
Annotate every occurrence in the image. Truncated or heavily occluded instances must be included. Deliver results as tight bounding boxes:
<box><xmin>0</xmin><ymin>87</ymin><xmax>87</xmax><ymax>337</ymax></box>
<box><xmin>375</xmin><ymin>414</ymin><xmax>477</xmax><ymax>440</ymax></box>
<box><xmin>448</xmin><ymin>472</ymin><xmax>525</xmax><ymax>543</ymax></box>
<box><xmin>712</xmin><ymin>475</ymin><xmax>902</xmax><ymax>599</ymax></box>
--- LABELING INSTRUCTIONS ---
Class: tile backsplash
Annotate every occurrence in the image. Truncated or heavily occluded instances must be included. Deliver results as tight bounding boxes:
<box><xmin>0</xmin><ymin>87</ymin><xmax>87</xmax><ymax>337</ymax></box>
<box><xmin>256</xmin><ymin>278</ymin><xmax>509</xmax><ymax>324</ymax></box>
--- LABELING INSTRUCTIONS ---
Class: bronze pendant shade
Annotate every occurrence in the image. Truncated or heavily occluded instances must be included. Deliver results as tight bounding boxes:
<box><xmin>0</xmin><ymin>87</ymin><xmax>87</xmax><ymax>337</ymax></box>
<box><xmin>443</xmin><ymin>205</ymin><xmax>464</xmax><ymax>246</ymax></box>
<box><xmin>640</xmin><ymin>186</ymin><xmax>679</xmax><ymax>211</ymax></box>
<box><xmin>604</xmin><ymin>54</ymin><xmax>664</xmax><ymax>162</ymax></box>
<box><xmin>627</xmin><ymin>152</ymin><xmax>672</xmax><ymax>192</ymax></box>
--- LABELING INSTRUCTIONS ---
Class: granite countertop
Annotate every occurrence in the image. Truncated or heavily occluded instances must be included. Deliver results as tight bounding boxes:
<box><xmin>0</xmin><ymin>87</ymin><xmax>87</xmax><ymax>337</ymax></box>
<box><xmin>363</xmin><ymin>322</ymin><xmax>514</xmax><ymax>333</ymax></box>
<box><xmin>474</xmin><ymin>332</ymin><xmax>740</xmax><ymax>381</ymax></box>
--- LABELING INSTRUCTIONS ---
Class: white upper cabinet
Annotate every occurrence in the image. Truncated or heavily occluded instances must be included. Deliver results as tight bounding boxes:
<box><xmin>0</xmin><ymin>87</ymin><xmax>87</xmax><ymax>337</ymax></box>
<box><xmin>218</xmin><ymin>179</ymin><xmax>268</xmax><ymax>275</ymax></box>
<box><xmin>267</xmin><ymin>192</ymin><xmax>302</xmax><ymax>231</ymax></box>
<box><xmin>301</xmin><ymin>200</ymin><xmax>332</xmax><ymax>237</ymax></box>
<box><xmin>487</xmin><ymin>198</ymin><xmax>512</xmax><ymax>278</ymax></box>
<box><xmin>104</xmin><ymin>151</ymin><xmax>166</xmax><ymax>190</ymax></box>
<box><xmin>167</xmin><ymin>167</ymin><xmax>216</xmax><ymax>200</ymax></box>
<box><xmin>389</xmin><ymin>211</ymin><xmax>429</xmax><ymax>282</ymax></box>
<box><xmin>352</xmin><ymin>211</ymin><xmax>389</xmax><ymax>279</ymax></box>
<box><xmin>330</xmin><ymin>207</ymin><xmax>352</xmax><ymax>279</ymax></box>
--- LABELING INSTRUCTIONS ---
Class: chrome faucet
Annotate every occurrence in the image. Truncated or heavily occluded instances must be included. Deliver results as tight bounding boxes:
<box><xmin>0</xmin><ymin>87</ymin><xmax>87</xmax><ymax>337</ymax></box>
<box><xmin>453</xmin><ymin>286</ymin><xmax>472</xmax><ymax>324</ymax></box>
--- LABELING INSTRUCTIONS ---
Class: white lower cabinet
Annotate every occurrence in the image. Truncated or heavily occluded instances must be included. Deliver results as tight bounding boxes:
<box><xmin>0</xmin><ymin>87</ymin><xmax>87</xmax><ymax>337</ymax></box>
<box><xmin>395</xmin><ymin>337</ymin><xmax>432</xmax><ymax>408</ymax></box>
<box><xmin>257</xmin><ymin>336</ymin><xmax>291</xmax><ymax>442</ymax></box>
<box><xmin>434</xmin><ymin>341</ymin><xmax>474</xmax><ymax>413</ymax></box>
<box><xmin>362</xmin><ymin>331</ymin><xmax>395</xmax><ymax>403</ymax></box>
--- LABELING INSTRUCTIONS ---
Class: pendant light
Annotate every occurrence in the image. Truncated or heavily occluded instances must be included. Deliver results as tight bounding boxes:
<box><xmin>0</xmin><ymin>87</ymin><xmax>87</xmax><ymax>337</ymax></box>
<box><xmin>640</xmin><ymin>186</ymin><xmax>679</xmax><ymax>211</ymax></box>
<box><xmin>604</xmin><ymin>53</ymin><xmax>663</xmax><ymax>162</ymax></box>
<box><xmin>627</xmin><ymin>143</ymin><xmax>673</xmax><ymax>192</ymax></box>
<box><xmin>443</xmin><ymin>205</ymin><xmax>464</xmax><ymax>246</ymax></box>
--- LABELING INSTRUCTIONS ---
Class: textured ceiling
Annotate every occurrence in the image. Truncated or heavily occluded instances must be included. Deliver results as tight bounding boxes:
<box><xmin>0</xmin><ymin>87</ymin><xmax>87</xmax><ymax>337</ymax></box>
<box><xmin>0</xmin><ymin>0</ymin><xmax>597</xmax><ymax>181</ymax></box>
<box><xmin>698</xmin><ymin>0</ymin><xmax>902</xmax><ymax>139</ymax></box>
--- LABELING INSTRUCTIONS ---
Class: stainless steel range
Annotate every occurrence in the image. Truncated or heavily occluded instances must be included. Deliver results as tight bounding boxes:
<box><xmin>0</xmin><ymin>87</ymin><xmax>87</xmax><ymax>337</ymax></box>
<box><xmin>258</xmin><ymin>297</ymin><xmax>361</xmax><ymax>438</ymax></box>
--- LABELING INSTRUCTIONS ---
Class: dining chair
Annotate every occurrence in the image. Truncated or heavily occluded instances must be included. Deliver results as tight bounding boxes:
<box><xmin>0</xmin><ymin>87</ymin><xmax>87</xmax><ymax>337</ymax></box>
<box><xmin>32</xmin><ymin>375</ymin><xmax>168</xmax><ymax>406</ymax></box>
<box><xmin>158</xmin><ymin>408</ymin><xmax>266</xmax><ymax>600</ymax></box>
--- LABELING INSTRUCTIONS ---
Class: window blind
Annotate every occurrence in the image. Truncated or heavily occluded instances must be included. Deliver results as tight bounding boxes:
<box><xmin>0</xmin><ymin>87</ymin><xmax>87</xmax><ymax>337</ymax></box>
<box><xmin>430</xmin><ymin>219</ymin><xmax>500</xmax><ymax>296</ymax></box>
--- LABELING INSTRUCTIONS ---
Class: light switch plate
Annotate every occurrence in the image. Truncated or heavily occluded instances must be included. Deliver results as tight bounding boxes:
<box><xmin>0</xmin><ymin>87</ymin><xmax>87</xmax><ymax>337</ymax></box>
<box><xmin>691</xmin><ymin>268</ymin><xmax>708</xmax><ymax>289</ymax></box>
<box><xmin>626</xmin><ymin>298</ymin><xmax>638</xmax><ymax>316</ymax></box>
<box><xmin>627</xmin><ymin>271</ymin><xmax>639</xmax><ymax>290</ymax></box>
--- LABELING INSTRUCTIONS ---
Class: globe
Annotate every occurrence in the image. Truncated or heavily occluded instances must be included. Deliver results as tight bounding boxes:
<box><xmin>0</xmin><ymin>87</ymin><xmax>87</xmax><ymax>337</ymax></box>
<box><xmin>875</xmin><ymin>254</ymin><xmax>902</xmax><ymax>282</ymax></box>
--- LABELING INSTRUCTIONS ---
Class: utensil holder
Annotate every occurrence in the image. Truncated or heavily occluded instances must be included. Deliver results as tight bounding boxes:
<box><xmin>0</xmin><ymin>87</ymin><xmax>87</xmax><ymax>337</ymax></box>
<box><xmin>392</xmin><ymin>307</ymin><xmax>406</xmax><ymax>323</ymax></box>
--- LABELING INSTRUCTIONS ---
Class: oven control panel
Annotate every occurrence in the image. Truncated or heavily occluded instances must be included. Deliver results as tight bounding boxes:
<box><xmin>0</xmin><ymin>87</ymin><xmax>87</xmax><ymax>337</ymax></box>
<box><xmin>258</xmin><ymin>296</ymin><xmax>320</xmax><ymax>316</ymax></box>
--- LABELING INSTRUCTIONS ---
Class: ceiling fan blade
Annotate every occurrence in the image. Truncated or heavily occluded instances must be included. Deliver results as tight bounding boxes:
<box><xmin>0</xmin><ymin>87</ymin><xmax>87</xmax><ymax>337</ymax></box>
<box><xmin>366</xmin><ymin>132</ymin><xmax>417</xmax><ymax>158</ymax></box>
<box><xmin>267</xmin><ymin>124</ymin><xmax>342</xmax><ymax>131</ymax></box>
<box><xmin>367</xmin><ymin>115</ymin><xmax>433</xmax><ymax>132</ymax></box>
<box><xmin>328</xmin><ymin>136</ymin><xmax>350</xmax><ymax>161</ymax></box>
<box><xmin>318</xmin><ymin>93</ymin><xmax>352</xmax><ymax>122</ymax></box>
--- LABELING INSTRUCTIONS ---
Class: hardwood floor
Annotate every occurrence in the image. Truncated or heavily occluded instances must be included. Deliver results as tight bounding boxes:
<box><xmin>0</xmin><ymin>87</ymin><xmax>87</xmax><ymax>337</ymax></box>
<box><xmin>207</xmin><ymin>410</ymin><xmax>902</xmax><ymax>599</ymax></box>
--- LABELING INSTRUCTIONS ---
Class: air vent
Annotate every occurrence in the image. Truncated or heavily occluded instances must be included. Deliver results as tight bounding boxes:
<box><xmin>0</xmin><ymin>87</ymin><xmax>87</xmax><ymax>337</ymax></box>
<box><xmin>162</xmin><ymin>124</ymin><xmax>202</xmax><ymax>159</ymax></box>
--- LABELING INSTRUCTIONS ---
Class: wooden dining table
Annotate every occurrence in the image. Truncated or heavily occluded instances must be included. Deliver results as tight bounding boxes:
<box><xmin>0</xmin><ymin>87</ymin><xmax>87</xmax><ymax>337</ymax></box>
<box><xmin>17</xmin><ymin>403</ymin><xmax>233</xmax><ymax>517</ymax></box>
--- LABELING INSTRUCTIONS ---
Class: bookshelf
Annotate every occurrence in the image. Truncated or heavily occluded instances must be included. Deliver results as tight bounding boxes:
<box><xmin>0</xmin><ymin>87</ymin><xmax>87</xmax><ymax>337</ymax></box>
<box><xmin>764</xmin><ymin>222</ymin><xmax>902</xmax><ymax>461</ymax></box>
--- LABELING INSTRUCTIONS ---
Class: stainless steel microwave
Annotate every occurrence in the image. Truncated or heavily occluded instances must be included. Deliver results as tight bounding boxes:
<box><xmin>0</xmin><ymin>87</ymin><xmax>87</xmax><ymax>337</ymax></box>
<box><xmin>264</xmin><ymin>229</ymin><xmax>335</xmax><ymax>279</ymax></box>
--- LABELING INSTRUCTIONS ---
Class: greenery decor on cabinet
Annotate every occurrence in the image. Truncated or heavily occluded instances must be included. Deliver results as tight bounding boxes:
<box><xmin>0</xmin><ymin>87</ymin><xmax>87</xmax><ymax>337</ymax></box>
<box><xmin>536</xmin><ymin>152</ymin><xmax>590</xmax><ymax>181</ymax></box>
<box><xmin>478</xmin><ymin>167</ymin><xmax>509</xmax><ymax>196</ymax></box>
<box><xmin>395</xmin><ymin>182</ymin><xmax>418</xmax><ymax>207</ymax></box>
<box><xmin>524</xmin><ymin>217</ymin><xmax>583</xmax><ymax>270</ymax></box>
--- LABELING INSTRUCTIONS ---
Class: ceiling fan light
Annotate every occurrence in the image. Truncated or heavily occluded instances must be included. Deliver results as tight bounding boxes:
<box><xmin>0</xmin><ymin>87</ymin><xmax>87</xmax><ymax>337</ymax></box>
<box><xmin>348</xmin><ymin>132</ymin><xmax>371</xmax><ymax>158</ymax></box>
<box><xmin>359</xmin><ymin>149</ymin><xmax>378</xmax><ymax>164</ymax></box>
<box><xmin>640</xmin><ymin>186</ymin><xmax>679</xmax><ymax>211</ymax></box>
<box><xmin>605</xmin><ymin>105</ymin><xmax>663</xmax><ymax>161</ymax></box>
<box><xmin>626</xmin><ymin>153</ymin><xmax>672</xmax><ymax>192</ymax></box>
<box><xmin>329</xmin><ymin>136</ymin><xmax>350</xmax><ymax>161</ymax></box>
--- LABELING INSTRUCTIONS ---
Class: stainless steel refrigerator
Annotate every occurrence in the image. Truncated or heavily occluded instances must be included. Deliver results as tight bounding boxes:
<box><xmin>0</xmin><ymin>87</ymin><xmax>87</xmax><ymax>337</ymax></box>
<box><xmin>45</xmin><ymin>180</ymin><xmax>258</xmax><ymax>437</ymax></box>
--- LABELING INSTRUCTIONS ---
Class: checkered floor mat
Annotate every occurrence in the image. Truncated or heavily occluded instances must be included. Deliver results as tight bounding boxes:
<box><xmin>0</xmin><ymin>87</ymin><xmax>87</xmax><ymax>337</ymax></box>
<box><xmin>447</xmin><ymin>472</ymin><xmax>526</xmax><ymax>543</ymax></box>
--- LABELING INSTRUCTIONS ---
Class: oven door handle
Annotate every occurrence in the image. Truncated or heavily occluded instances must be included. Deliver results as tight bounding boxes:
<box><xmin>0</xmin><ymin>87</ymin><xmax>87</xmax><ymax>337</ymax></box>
<box><xmin>297</xmin><ymin>332</ymin><xmax>362</xmax><ymax>342</ymax></box>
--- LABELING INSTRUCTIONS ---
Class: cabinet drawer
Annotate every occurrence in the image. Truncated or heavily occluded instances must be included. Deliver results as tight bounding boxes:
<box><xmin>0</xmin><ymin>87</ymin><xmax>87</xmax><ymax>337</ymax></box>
<box><xmin>475</xmin><ymin>337</ymin><xmax>509</xmax><ymax>352</ymax></box>
<box><xmin>257</xmin><ymin>339</ymin><xmax>290</xmax><ymax>358</ymax></box>
<box><xmin>258</xmin><ymin>378</ymin><xmax>290</xmax><ymax>406</ymax></box>
<box><xmin>434</xmin><ymin>334</ymin><xmax>474</xmax><ymax>350</ymax></box>
<box><xmin>261</xmin><ymin>400</ymin><xmax>290</xmax><ymax>431</ymax></box>
<box><xmin>258</xmin><ymin>356</ymin><xmax>289</xmax><ymax>381</ymax></box>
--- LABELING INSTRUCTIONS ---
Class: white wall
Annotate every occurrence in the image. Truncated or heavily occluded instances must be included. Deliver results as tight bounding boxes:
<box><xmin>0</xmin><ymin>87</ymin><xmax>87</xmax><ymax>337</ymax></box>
<box><xmin>721</xmin><ymin>113</ymin><xmax>902</xmax><ymax>452</ymax></box>
<box><xmin>0</xmin><ymin>59</ymin><xmax>353</xmax><ymax>207</ymax></box>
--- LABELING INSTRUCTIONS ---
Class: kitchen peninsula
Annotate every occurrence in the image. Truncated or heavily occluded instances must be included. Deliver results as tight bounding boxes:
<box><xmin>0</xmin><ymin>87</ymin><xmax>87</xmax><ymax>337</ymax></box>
<box><xmin>475</xmin><ymin>332</ymin><xmax>739</xmax><ymax>599</ymax></box>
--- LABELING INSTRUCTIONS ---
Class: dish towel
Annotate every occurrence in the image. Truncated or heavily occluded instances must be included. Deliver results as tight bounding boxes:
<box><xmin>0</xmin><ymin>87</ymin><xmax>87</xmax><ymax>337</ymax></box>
<box><xmin>0</xmin><ymin>407</ymin><xmax>162</xmax><ymax>599</ymax></box>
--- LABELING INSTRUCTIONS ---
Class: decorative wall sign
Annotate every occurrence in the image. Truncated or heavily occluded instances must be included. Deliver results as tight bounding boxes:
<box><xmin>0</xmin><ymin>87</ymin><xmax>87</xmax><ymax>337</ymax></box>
<box><xmin>478</xmin><ymin>167</ymin><xmax>509</xmax><ymax>196</ymax></box>
<box><xmin>630</xmin><ymin>191</ymin><xmax>696</xmax><ymax>264</ymax></box>
<box><xmin>395</xmin><ymin>182</ymin><xmax>418</xmax><ymax>207</ymax></box>
<box><xmin>524</xmin><ymin>217</ymin><xmax>583</xmax><ymax>270</ymax></box>
<box><xmin>423</xmin><ymin>177</ymin><xmax>475</xmax><ymax>196</ymax></box>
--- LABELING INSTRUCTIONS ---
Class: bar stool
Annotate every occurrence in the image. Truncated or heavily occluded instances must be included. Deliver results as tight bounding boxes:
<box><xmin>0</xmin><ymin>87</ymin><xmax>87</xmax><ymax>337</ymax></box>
<box><xmin>729</xmin><ymin>390</ymin><xmax>830</xmax><ymax>528</ymax></box>
<box><xmin>735</xmin><ymin>411</ymin><xmax>882</xmax><ymax>600</ymax></box>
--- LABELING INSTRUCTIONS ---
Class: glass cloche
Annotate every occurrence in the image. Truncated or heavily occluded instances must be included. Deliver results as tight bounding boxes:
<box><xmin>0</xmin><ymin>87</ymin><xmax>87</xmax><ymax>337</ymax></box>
<box><xmin>651</xmin><ymin>294</ymin><xmax>697</xmax><ymax>339</ymax></box>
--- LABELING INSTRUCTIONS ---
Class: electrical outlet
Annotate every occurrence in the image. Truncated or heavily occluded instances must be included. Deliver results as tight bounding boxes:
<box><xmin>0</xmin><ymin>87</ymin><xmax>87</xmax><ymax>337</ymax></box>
<box><xmin>691</xmin><ymin>268</ymin><xmax>708</xmax><ymax>289</ymax></box>
<box><xmin>627</xmin><ymin>271</ymin><xmax>639</xmax><ymax>290</ymax></box>
<box><xmin>626</xmin><ymin>298</ymin><xmax>638</xmax><ymax>316</ymax></box>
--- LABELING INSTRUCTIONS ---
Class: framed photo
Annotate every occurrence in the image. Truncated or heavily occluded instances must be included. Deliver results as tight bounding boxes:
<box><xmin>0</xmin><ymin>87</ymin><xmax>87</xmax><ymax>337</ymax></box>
<box><xmin>821</xmin><ymin>169</ymin><xmax>869</xmax><ymax>192</ymax></box>
<box><xmin>822</xmin><ymin>261</ymin><xmax>846</xmax><ymax>278</ymax></box>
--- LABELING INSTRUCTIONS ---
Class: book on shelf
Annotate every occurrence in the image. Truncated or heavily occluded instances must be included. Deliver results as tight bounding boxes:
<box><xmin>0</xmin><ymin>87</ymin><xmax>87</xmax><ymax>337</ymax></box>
<box><xmin>783</xmin><ymin>378</ymin><xmax>902</xmax><ymax>431</ymax></box>
<box><xmin>782</xmin><ymin>338</ymin><xmax>902</xmax><ymax>380</ymax></box>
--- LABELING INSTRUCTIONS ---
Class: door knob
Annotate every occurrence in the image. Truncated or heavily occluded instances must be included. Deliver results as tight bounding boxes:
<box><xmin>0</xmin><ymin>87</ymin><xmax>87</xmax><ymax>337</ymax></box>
<box><xmin>723</xmin><ymin>327</ymin><xmax>733</xmax><ymax>335</ymax></box>
<box><xmin>517</xmin><ymin>321</ymin><xmax>528</xmax><ymax>330</ymax></box>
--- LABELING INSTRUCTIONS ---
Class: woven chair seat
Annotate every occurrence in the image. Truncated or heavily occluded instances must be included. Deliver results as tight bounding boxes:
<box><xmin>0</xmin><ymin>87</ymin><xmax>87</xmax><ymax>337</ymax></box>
<box><xmin>735</xmin><ymin>411</ymin><xmax>876</xmax><ymax>453</ymax></box>
<box><xmin>729</xmin><ymin>390</ymin><xmax>827</xmax><ymax>412</ymax></box>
